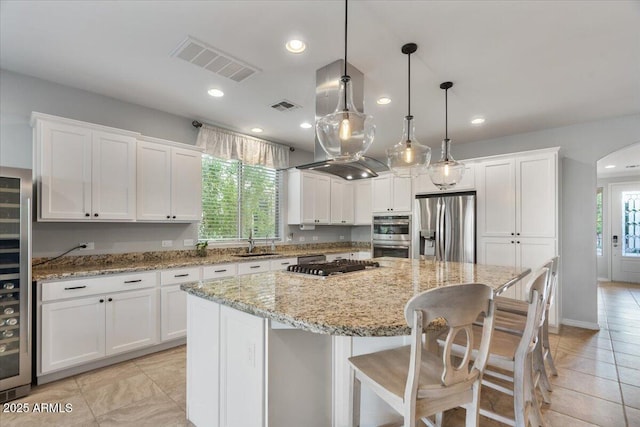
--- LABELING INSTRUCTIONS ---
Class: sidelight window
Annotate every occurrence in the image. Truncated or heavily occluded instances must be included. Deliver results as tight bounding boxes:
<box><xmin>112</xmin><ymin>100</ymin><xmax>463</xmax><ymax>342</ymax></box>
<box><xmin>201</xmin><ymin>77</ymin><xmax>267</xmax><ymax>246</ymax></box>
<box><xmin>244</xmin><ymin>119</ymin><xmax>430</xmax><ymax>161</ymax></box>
<box><xmin>596</xmin><ymin>187</ymin><xmax>603</xmax><ymax>256</ymax></box>
<box><xmin>622</xmin><ymin>191</ymin><xmax>640</xmax><ymax>257</ymax></box>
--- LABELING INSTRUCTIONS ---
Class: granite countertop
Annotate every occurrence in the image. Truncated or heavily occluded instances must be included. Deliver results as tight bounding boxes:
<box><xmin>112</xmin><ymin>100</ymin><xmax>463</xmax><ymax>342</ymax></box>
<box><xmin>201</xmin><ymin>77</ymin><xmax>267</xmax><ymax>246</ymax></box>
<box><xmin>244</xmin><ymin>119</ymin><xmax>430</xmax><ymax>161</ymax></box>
<box><xmin>32</xmin><ymin>244</ymin><xmax>370</xmax><ymax>281</ymax></box>
<box><xmin>181</xmin><ymin>257</ymin><xmax>530</xmax><ymax>337</ymax></box>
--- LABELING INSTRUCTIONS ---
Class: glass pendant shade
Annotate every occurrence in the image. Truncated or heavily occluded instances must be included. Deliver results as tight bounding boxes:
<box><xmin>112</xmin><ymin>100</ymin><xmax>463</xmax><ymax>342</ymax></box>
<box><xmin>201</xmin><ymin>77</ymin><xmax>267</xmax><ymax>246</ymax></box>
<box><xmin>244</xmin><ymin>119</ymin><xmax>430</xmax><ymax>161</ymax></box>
<box><xmin>316</xmin><ymin>76</ymin><xmax>375</xmax><ymax>162</ymax></box>
<box><xmin>428</xmin><ymin>138</ymin><xmax>465</xmax><ymax>190</ymax></box>
<box><xmin>387</xmin><ymin>115</ymin><xmax>430</xmax><ymax>177</ymax></box>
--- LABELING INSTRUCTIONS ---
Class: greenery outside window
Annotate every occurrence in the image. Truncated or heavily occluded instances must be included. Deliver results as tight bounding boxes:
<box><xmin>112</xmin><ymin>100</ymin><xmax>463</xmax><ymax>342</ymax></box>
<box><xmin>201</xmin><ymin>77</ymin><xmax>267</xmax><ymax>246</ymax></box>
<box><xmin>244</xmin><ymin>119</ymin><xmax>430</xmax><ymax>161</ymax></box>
<box><xmin>200</xmin><ymin>155</ymin><xmax>282</xmax><ymax>241</ymax></box>
<box><xmin>596</xmin><ymin>187</ymin><xmax>603</xmax><ymax>256</ymax></box>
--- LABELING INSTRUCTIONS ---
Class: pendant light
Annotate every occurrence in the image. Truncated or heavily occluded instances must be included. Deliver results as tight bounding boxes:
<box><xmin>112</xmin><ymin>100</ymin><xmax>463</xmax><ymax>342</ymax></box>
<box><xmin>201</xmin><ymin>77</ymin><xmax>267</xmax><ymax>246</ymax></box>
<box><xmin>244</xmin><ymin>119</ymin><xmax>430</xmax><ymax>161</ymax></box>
<box><xmin>386</xmin><ymin>43</ymin><xmax>431</xmax><ymax>177</ymax></box>
<box><xmin>428</xmin><ymin>82</ymin><xmax>465</xmax><ymax>189</ymax></box>
<box><xmin>316</xmin><ymin>0</ymin><xmax>375</xmax><ymax>163</ymax></box>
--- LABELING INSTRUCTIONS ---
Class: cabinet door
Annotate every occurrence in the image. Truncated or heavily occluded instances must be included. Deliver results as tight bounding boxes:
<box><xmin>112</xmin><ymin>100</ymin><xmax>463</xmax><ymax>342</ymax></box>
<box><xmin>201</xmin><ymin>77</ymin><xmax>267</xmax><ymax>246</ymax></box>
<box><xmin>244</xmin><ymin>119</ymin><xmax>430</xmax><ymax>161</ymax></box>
<box><xmin>270</xmin><ymin>257</ymin><xmax>297</xmax><ymax>271</ymax></box>
<box><xmin>219</xmin><ymin>305</ymin><xmax>265</xmax><ymax>427</ymax></box>
<box><xmin>41</xmin><ymin>297</ymin><xmax>105</xmax><ymax>373</ymax></box>
<box><xmin>391</xmin><ymin>176</ymin><xmax>412</xmax><ymax>212</ymax></box>
<box><xmin>517</xmin><ymin>238</ymin><xmax>557</xmax><ymax>301</ymax></box>
<box><xmin>105</xmin><ymin>288</ymin><xmax>158</xmax><ymax>356</ymax></box>
<box><xmin>516</xmin><ymin>153</ymin><xmax>556</xmax><ymax>238</ymax></box>
<box><xmin>136</xmin><ymin>141</ymin><xmax>171</xmax><ymax>221</ymax></box>
<box><xmin>161</xmin><ymin>285</ymin><xmax>187</xmax><ymax>341</ymax></box>
<box><xmin>477</xmin><ymin>158</ymin><xmax>516</xmax><ymax>237</ymax></box>
<box><xmin>314</xmin><ymin>175</ymin><xmax>331</xmax><ymax>224</ymax></box>
<box><xmin>171</xmin><ymin>147</ymin><xmax>203</xmax><ymax>221</ymax></box>
<box><xmin>39</xmin><ymin>121</ymin><xmax>92</xmax><ymax>220</ymax></box>
<box><xmin>91</xmin><ymin>131</ymin><xmax>136</xmax><ymax>220</ymax></box>
<box><xmin>477</xmin><ymin>237</ymin><xmax>518</xmax><ymax>299</ymax></box>
<box><xmin>342</xmin><ymin>181</ymin><xmax>355</xmax><ymax>224</ymax></box>
<box><xmin>354</xmin><ymin>180</ymin><xmax>372</xmax><ymax>225</ymax></box>
<box><xmin>330</xmin><ymin>179</ymin><xmax>344</xmax><ymax>224</ymax></box>
<box><xmin>301</xmin><ymin>173</ymin><xmax>316</xmax><ymax>224</ymax></box>
<box><xmin>371</xmin><ymin>175</ymin><xmax>392</xmax><ymax>213</ymax></box>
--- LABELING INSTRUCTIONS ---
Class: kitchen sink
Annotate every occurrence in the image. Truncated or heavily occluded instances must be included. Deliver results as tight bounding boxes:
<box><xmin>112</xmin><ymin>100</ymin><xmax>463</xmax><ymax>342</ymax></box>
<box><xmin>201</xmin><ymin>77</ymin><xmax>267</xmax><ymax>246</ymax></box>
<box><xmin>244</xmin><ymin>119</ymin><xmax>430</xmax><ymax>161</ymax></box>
<box><xmin>233</xmin><ymin>252</ymin><xmax>278</xmax><ymax>258</ymax></box>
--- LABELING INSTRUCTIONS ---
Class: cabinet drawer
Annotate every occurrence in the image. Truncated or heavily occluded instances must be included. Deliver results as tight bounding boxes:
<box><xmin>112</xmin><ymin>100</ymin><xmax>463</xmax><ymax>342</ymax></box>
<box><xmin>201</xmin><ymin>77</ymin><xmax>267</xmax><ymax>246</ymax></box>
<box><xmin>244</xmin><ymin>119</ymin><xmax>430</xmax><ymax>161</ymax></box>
<box><xmin>160</xmin><ymin>267</ymin><xmax>201</xmax><ymax>285</ymax></box>
<box><xmin>237</xmin><ymin>260</ymin><xmax>270</xmax><ymax>275</ymax></box>
<box><xmin>270</xmin><ymin>257</ymin><xmax>297</xmax><ymax>271</ymax></box>
<box><xmin>202</xmin><ymin>263</ymin><xmax>237</xmax><ymax>279</ymax></box>
<box><xmin>326</xmin><ymin>253</ymin><xmax>350</xmax><ymax>262</ymax></box>
<box><xmin>42</xmin><ymin>271</ymin><xmax>157</xmax><ymax>302</ymax></box>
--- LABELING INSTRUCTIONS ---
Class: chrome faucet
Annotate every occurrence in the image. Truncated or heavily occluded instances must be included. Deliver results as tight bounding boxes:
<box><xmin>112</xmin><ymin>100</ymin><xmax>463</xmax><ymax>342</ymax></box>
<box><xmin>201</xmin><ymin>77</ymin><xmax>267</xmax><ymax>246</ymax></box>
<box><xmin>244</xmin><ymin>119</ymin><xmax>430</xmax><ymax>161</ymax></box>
<box><xmin>248</xmin><ymin>229</ymin><xmax>255</xmax><ymax>253</ymax></box>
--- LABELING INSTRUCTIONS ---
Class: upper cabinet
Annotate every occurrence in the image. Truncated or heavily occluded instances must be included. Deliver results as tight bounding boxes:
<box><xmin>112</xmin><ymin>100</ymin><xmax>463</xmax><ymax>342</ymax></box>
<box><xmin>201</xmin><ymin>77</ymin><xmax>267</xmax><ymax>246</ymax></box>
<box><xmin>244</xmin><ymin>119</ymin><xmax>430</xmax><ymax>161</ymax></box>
<box><xmin>412</xmin><ymin>163</ymin><xmax>476</xmax><ymax>195</ymax></box>
<box><xmin>353</xmin><ymin>180</ymin><xmax>372</xmax><ymax>225</ymax></box>
<box><xmin>34</xmin><ymin>113</ymin><xmax>137</xmax><ymax>221</ymax></box>
<box><xmin>32</xmin><ymin>112</ymin><xmax>202</xmax><ymax>223</ymax></box>
<box><xmin>137</xmin><ymin>137</ymin><xmax>202</xmax><ymax>222</ymax></box>
<box><xmin>287</xmin><ymin>170</ymin><xmax>331</xmax><ymax>225</ymax></box>
<box><xmin>477</xmin><ymin>150</ymin><xmax>557</xmax><ymax>239</ymax></box>
<box><xmin>371</xmin><ymin>173</ymin><xmax>412</xmax><ymax>213</ymax></box>
<box><xmin>330</xmin><ymin>178</ymin><xmax>354</xmax><ymax>225</ymax></box>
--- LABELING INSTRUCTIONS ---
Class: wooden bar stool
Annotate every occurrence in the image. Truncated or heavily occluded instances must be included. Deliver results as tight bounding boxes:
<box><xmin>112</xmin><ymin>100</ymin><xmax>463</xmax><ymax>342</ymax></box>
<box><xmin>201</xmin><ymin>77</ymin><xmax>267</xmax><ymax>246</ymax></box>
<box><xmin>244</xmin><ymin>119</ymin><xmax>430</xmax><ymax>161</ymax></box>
<box><xmin>348</xmin><ymin>283</ymin><xmax>496</xmax><ymax>427</ymax></box>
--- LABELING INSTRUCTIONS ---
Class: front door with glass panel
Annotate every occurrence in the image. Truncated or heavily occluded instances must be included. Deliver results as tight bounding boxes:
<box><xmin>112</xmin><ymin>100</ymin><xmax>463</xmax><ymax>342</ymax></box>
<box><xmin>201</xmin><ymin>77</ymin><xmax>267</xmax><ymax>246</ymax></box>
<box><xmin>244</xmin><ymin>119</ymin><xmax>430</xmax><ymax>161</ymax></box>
<box><xmin>611</xmin><ymin>182</ymin><xmax>640</xmax><ymax>283</ymax></box>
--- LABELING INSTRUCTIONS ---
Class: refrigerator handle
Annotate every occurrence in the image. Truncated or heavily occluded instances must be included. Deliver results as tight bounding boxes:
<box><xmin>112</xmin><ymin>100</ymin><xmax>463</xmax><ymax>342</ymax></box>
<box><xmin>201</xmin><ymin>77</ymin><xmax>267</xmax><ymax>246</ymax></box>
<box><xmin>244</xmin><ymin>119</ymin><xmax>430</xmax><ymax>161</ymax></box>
<box><xmin>436</xmin><ymin>199</ymin><xmax>445</xmax><ymax>261</ymax></box>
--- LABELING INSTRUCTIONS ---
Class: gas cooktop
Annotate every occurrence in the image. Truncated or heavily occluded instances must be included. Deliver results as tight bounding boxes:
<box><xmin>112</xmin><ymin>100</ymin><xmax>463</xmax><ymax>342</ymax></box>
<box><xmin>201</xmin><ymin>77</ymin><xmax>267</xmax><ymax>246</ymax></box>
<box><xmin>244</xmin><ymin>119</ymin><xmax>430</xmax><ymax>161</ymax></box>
<box><xmin>286</xmin><ymin>259</ymin><xmax>380</xmax><ymax>277</ymax></box>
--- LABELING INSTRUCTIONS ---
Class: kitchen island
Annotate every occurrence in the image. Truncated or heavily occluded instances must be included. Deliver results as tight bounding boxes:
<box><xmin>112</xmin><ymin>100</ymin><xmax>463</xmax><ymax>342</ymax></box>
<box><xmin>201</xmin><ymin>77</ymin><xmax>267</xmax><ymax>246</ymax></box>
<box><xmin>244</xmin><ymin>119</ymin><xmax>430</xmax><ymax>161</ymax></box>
<box><xmin>181</xmin><ymin>258</ymin><xmax>530</xmax><ymax>427</ymax></box>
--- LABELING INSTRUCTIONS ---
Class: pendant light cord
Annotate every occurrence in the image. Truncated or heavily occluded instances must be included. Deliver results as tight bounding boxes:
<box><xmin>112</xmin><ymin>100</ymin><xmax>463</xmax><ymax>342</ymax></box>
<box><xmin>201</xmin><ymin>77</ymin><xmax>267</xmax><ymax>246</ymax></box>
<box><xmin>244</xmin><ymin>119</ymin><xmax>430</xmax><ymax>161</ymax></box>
<box><xmin>444</xmin><ymin>86</ymin><xmax>448</xmax><ymax>140</ymax></box>
<box><xmin>407</xmin><ymin>52</ymin><xmax>411</xmax><ymax>118</ymax></box>
<box><xmin>343</xmin><ymin>0</ymin><xmax>348</xmax><ymax>109</ymax></box>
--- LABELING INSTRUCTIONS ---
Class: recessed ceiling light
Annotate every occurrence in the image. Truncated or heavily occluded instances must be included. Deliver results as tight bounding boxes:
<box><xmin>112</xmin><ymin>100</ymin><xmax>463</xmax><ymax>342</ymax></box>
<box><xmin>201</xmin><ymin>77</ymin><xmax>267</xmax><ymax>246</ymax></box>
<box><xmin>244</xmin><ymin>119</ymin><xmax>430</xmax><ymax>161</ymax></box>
<box><xmin>208</xmin><ymin>88</ymin><xmax>224</xmax><ymax>97</ymax></box>
<box><xmin>604</xmin><ymin>165</ymin><xmax>616</xmax><ymax>169</ymax></box>
<box><xmin>300</xmin><ymin>122</ymin><xmax>313</xmax><ymax>129</ymax></box>
<box><xmin>285</xmin><ymin>39</ymin><xmax>306</xmax><ymax>54</ymax></box>
<box><xmin>251</xmin><ymin>127</ymin><xmax>263</xmax><ymax>133</ymax></box>
<box><xmin>377</xmin><ymin>97</ymin><xmax>391</xmax><ymax>105</ymax></box>
<box><xmin>471</xmin><ymin>117</ymin><xmax>485</xmax><ymax>125</ymax></box>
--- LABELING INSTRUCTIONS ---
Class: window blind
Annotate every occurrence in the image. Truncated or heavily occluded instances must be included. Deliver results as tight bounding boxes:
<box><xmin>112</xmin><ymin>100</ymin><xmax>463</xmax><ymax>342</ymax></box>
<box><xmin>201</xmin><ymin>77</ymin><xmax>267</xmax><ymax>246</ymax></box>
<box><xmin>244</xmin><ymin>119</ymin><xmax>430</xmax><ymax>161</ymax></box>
<box><xmin>200</xmin><ymin>155</ymin><xmax>281</xmax><ymax>241</ymax></box>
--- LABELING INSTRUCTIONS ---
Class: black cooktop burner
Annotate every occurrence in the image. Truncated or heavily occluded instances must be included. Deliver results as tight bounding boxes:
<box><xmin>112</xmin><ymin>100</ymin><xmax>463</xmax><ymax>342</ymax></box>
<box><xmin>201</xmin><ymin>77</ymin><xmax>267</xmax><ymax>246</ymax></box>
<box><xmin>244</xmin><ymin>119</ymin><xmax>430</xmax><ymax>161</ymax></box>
<box><xmin>286</xmin><ymin>259</ymin><xmax>380</xmax><ymax>277</ymax></box>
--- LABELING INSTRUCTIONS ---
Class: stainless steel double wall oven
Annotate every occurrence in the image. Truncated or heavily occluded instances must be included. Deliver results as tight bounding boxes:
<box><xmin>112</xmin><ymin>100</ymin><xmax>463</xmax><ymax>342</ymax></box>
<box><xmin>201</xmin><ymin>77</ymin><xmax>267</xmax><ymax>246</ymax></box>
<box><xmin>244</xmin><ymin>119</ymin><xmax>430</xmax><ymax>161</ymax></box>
<box><xmin>371</xmin><ymin>215</ymin><xmax>411</xmax><ymax>258</ymax></box>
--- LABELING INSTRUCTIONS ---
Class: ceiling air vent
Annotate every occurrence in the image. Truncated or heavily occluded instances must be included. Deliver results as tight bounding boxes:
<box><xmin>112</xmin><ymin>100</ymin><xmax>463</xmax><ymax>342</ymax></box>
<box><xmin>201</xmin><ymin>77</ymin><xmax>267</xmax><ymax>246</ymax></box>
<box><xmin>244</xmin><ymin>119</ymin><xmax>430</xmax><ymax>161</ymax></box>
<box><xmin>271</xmin><ymin>99</ymin><xmax>302</xmax><ymax>112</ymax></box>
<box><xmin>171</xmin><ymin>36</ymin><xmax>260</xmax><ymax>82</ymax></box>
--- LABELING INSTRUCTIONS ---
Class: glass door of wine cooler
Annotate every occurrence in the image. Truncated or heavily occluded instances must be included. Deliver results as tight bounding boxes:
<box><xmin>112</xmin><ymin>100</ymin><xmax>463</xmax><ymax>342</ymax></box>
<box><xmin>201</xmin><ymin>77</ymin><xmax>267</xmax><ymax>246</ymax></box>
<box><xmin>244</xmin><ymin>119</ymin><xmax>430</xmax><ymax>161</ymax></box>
<box><xmin>0</xmin><ymin>168</ymin><xmax>32</xmax><ymax>402</ymax></box>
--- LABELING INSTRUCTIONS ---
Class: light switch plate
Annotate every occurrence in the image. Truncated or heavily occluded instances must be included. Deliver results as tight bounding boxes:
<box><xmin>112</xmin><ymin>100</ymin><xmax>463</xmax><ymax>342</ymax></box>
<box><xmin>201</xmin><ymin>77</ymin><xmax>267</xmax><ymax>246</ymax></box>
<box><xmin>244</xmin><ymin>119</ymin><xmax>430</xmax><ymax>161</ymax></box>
<box><xmin>162</xmin><ymin>240</ymin><xmax>173</xmax><ymax>247</ymax></box>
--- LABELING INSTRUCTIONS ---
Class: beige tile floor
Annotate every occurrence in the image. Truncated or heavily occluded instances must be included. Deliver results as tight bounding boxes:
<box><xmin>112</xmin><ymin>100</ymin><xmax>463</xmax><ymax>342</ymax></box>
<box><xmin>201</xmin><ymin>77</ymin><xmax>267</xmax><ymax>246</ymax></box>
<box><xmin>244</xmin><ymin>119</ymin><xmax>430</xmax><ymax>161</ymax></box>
<box><xmin>1</xmin><ymin>281</ymin><xmax>638</xmax><ymax>426</ymax></box>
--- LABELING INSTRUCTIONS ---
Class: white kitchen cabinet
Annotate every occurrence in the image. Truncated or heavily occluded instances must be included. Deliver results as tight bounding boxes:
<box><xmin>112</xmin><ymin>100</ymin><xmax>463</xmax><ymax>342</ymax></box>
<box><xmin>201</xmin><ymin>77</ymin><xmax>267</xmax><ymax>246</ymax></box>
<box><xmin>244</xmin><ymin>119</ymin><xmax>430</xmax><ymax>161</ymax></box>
<box><xmin>354</xmin><ymin>180</ymin><xmax>372</xmax><ymax>225</ymax></box>
<box><xmin>326</xmin><ymin>252</ymin><xmax>351</xmax><ymax>262</ymax></box>
<box><xmin>330</xmin><ymin>178</ymin><xmax>355</xmax><ymax>225</ymax></box>
<box><xmin>219</xmin><ymin>305</ymin><xmax>266</xmax><ymax>427</ymax></box>
<box><xmin>270</xmin><ymin>257</ymin><xmax>297</xmax><ymax>271</ymax></box>
<box><xmin>413</xmin><ymin>163</ymin><xmax>476</xmax><ymax>195</ymax></box>
<box><xmin>161</xmin><ymin>285</ymin><xmax>188</xmax><ymax>342</ymax></box>
<box><xmin>105</xmin><ymin>288</ymin><xmax>158</xmax><ymax>355</ymax></box>
<box><xmin>41</xmin><ymin>296</ymin><xmax>106</xmax><ymax>373</ymax></box>
<box><xmin>41</xmin><ymin>287</ymin><xmax>157</xmax><ymax>373</ymax></box>
<box><xmin>34</xmin><ymin>114</ymin><xmax>137</xmax><ymax>221</ymax></box>
<box><xmin>477</xmin><ymin>151</ymin><xmax>557</xmax><ymax>239</ymax></box>
<box><xmin>237</xmin><ymin>260</ymin><xmax>271</xmax><ymax>275</ymax></box>
<box><xmin>476</xmin><ymin>148</ymin><xmax>559</xmax><ymax>326</ymax></box>
<box><xmin>137</xmin><ymin>137</ymin><xmax>202</xmax><ymax>222</ymax></box>
<box><xmin>371</xmin><ymin>173</ymin><xmax>412</xmax><ymax>213</ymax></box>
<box><xmin>202</xmin><ymin>263</ymin><xmax>237</xmax><ymax>279</ymax></box>
<box><xmin>288</xmin><ymin>170</ymin><xmax>331</xmax><ymax>225</ymax></box>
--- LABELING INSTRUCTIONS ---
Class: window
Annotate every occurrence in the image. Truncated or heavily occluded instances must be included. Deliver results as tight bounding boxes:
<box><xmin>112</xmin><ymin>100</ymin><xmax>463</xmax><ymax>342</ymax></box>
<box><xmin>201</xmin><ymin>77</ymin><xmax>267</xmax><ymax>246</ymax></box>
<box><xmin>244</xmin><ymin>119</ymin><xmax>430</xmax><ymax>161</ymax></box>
<box><xmin>200</xmin><ymin>155</ymin><xmax>282</xmax><ymax>241</ymax></box>
<box><xmin>622</xmin><ymin>190</ymin><xmax>640</xmax><ymax>257</ymax></box>
<box><xmin>596</xmin><ymin>187</ymin><xmax>603</xmax><ymax>256</ymax></box>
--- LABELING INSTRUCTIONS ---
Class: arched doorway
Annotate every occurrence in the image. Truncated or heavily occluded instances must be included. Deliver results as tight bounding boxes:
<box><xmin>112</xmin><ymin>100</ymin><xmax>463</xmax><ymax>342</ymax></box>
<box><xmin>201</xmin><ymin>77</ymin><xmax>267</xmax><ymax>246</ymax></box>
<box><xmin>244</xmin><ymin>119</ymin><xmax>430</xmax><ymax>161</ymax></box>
<box><xmin>596</xmin><ymin>143</ymin><xmax>640</xmax><ymax>283</ymax></box>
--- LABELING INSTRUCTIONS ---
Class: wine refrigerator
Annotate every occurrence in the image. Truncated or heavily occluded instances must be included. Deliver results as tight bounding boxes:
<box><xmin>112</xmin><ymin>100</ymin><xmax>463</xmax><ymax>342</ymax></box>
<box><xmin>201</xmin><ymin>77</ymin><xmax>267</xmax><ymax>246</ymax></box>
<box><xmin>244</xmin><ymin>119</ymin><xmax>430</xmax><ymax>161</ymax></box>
<box><xmin>0</xmin><ymin>167</ymin><xmax>32</xmax><ymax>402</ymax></box>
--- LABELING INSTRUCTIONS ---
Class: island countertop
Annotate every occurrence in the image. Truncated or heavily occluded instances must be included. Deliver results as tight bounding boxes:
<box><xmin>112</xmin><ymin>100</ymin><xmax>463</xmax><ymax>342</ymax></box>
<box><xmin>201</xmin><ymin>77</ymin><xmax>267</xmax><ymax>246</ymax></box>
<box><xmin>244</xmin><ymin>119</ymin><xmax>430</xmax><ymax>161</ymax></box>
<box><xmin>181</xmin><ymin>257</ymin><xmax>530</xmax><ymax>337</ymax></box>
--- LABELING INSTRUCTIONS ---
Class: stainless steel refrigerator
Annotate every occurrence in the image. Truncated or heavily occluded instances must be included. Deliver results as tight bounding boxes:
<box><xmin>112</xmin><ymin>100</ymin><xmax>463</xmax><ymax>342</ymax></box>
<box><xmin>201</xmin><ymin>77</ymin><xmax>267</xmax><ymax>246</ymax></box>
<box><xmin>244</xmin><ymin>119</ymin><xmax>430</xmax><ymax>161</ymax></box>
<box><xmin>0</xmin><ymin>167</ymin><xmax>32</xmax><ymax>402</ymax></box>
<box><xmin>416</xmin><ymin>191</ymin><xmax>476</xmax><ymax>263</ymax></box>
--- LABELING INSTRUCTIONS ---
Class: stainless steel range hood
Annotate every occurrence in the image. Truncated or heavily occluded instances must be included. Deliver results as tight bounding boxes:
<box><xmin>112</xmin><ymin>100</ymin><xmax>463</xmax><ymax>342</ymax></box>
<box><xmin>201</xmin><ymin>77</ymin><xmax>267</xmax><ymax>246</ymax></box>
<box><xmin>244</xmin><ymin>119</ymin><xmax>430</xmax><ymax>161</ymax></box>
<box><xmin>296</xmin><ymin>59</ymin><xmax>388</xmax><ymax>180</ymax></box>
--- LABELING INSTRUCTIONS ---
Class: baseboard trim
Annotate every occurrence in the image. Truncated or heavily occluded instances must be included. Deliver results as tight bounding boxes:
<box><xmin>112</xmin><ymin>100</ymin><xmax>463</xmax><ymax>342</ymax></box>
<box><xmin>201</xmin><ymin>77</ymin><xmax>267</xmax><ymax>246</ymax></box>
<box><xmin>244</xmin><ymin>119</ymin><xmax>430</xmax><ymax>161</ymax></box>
<box><xmin>597</xmin><ymin>277</ymin><xmax>610</xmax><ymax>282</ymax></box>
<box><xmin>561</xmin><ymin>319</ymin><xmax>600</xmax><ymax>330</ymax></box>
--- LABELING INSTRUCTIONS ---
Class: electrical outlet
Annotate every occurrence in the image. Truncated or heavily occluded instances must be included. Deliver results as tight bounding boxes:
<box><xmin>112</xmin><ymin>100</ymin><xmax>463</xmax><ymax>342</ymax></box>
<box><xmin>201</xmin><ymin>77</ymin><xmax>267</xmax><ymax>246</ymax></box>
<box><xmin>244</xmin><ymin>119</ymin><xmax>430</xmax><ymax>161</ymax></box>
<box><xmin>312</xmin><ymin>236</ymin><xmax>318</xmax><ymax>241</ymax></box>
<box><xmin>162</xmin><ymin>240</ymin><xmax>173</xmax><ymax>247</ymax></box>
<box><xmin>340</xmin><ymin>235</ymin><xmax>345</xmax><ymax>240</ymax></box>
<box><xmin>183</xmin><ymin>239</ymin><xmax>194</xmax><ymax>247</ymax></box>
<box><xmin>299</xmin><ymin>236</ymin><xmax>306</xmax><ymax>242</ymax></box>
<box><xmin>79</xmin><ymin>242</ymin><xmax>94</xmax><ymax>251</ymax></box>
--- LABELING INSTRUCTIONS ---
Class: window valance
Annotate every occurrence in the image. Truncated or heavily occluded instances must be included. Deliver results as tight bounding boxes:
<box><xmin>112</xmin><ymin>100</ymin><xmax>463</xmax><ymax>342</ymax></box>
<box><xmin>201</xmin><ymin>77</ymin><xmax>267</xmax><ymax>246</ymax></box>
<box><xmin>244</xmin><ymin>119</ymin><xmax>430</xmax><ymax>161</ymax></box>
<box><xmin>196</xmin><ymin>124</ymin><xmax>289</xmax><ymax>170</ymax></box>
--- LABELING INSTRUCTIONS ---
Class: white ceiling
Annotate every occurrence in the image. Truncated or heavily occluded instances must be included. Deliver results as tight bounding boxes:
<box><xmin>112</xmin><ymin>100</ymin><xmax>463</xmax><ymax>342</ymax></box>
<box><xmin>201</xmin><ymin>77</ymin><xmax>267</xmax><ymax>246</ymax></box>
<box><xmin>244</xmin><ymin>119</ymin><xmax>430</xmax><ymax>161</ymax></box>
<box><xmin>597</xmin><ymin>143</ymin><xmax>640</xmax><ymax>178</ymax></box>
<box><xmin>1</xmin><ymin>1</ymin><xmax>639</xmax><ymax>160</ymax></box>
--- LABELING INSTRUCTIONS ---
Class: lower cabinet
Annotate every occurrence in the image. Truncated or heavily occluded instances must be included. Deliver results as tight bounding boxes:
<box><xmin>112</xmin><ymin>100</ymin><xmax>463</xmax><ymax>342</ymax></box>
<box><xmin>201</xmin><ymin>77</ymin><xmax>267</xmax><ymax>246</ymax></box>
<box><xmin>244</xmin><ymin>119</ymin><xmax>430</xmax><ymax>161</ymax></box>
<box><xmin>160</xmin><ymin>285</ymin><xmax>187</xmax><ymax>341</ymax></box>
<box><xmin>41</xmin><ymin>288</ymin><xmax>157</xmax><ymax>373</ymax></box>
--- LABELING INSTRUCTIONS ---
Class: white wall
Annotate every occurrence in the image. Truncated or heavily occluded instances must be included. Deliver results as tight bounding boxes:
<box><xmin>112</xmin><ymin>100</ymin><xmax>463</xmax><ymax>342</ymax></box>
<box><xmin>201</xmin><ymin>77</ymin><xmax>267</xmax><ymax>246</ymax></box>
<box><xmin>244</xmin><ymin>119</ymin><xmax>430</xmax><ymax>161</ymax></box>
<box><xmin>453</xmin><ymin>114</ymin><xmax>640</xmax><ymax>328</ymax></box>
